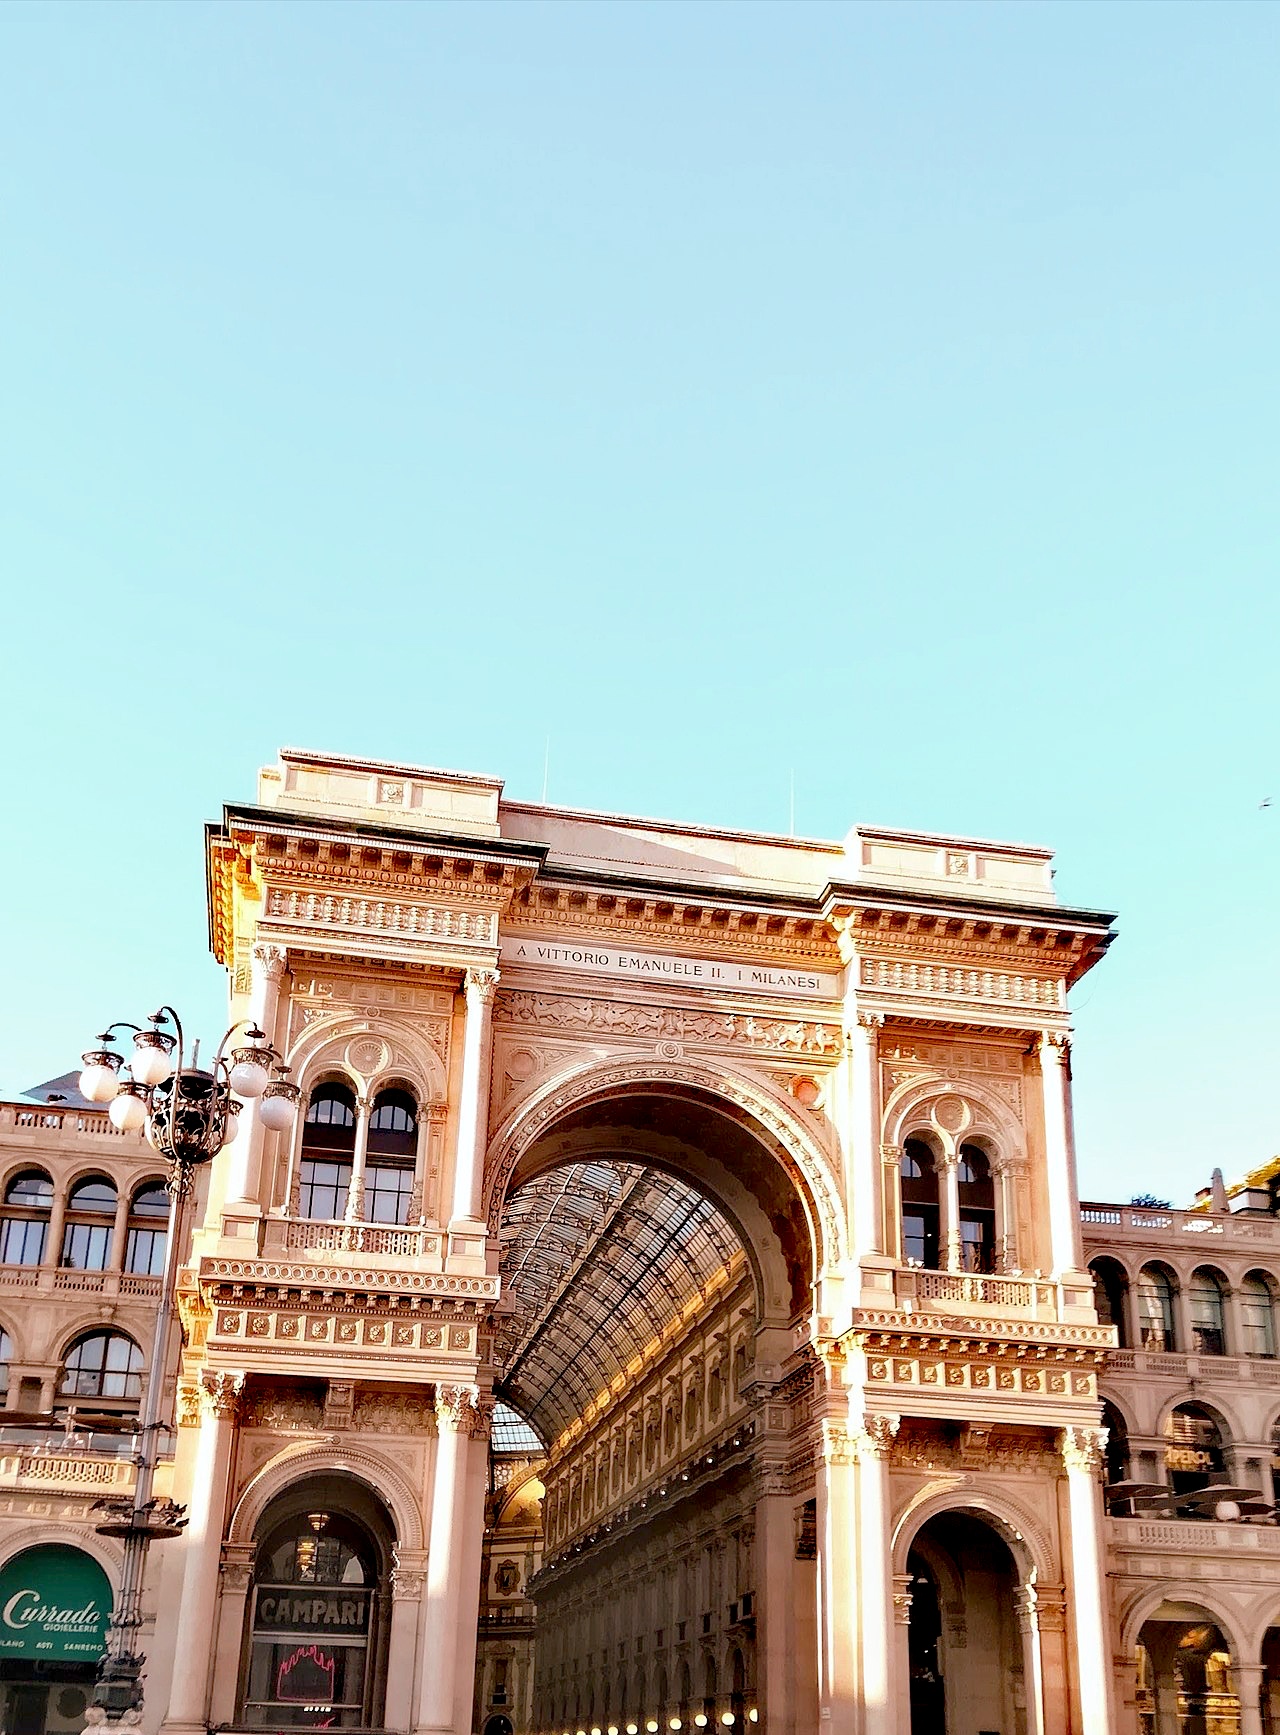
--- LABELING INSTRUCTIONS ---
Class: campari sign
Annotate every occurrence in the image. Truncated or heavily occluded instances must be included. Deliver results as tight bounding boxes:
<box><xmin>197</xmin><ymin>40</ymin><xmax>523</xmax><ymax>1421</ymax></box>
<box><xmin>0</xmin><ymin>1546</ymin><xmax>112</xmax><ymax>1660</ymax></box>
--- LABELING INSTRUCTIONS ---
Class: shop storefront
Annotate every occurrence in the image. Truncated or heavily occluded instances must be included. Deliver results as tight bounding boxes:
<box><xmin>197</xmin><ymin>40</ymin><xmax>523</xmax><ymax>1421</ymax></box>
<box><xmin>0</xmin><ymin>1545</ymin><xmax>112</xmax><ymax>1735</ymax></box>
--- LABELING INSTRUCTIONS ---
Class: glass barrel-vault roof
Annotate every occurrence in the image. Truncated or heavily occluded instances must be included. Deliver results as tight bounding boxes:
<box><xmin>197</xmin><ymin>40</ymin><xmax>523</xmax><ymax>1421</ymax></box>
<box><xmin>495</xmin><ymin>1159</ymin><xmax>744</xmax><ymax>1446</ymax></box>
<box><xmin>489</xmin><ymin>1400</ymin><xmax>544</xmax><ymax>1454</ymax></box>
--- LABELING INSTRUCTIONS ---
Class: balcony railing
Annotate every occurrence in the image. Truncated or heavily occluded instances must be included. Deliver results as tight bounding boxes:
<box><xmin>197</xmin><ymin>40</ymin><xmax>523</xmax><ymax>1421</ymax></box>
<box><xmin>0</xmin><ymin>1264</ymin><xmax>162</xmax><ymax>1299</ymax></box>
<box><xmin>1082</xmin><ymin>1201</ymin><xmax>1280</xmax><ymax>1243</ymax></box>
<box><xmin>891</xmin><ymin>1266</ymin><xmax>1065</xmax><ymax>1319</ymax></box>
<box><xmin>0</xmin><ymin>1104</ymin><xmax>133</xmax><ymax>1142</ymax></box>
<box><xmin>1108</xmin><ymin>1515</ymin><xmax>1280</xmax><ymax>1553</ymax></box>
<box><xmin>261</xmin><ymin>1217</ymin><xmax>445</xmax><ymax>1263</ymax></box>
<box><xmin>0</xmin><ymin>1440</ymin><xmax>175</xmax><ymax>1496</ymax></box>
<box><xmin>1104</xmin><ymin>1347</ymin><xmax>1280</xmax><ymax>1385</ymax></box>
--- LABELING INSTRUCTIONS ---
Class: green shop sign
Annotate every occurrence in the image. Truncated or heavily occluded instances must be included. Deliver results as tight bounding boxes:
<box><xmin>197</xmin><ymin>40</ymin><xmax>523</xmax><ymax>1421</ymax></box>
<box><xmin>0</xmin><ymin>1546</ymin><xmax>112</xmax><ymax>1660</ymax></box>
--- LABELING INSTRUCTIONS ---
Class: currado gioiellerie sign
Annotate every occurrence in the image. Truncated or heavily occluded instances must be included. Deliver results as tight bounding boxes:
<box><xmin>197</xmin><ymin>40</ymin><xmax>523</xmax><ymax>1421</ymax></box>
<box><xmin>0</xmin><ymin>1545</ymin><xmax>112</xmax><ymax>1660</ymax></box>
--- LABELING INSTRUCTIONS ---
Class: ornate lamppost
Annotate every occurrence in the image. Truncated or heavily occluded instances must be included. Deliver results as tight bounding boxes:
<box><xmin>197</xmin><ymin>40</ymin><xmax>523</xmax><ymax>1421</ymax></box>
<box><xmin>76</xmin><ymin>1007</ymin><xmax>299</xmax><ymax>1723</ymax></box>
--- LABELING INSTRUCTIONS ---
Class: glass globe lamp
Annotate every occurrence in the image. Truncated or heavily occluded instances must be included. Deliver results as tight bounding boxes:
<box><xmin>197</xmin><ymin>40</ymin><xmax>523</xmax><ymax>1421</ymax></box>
<box><xmin>80</xmin><ymin>1050</ymin><xmax>122</xmax><ymax>1103</ymax></box>
<box><xmin>131</xmin><ymin>1030</ymin><xmax>175</xmax><ymax>1087</ymax></box>
<box><xmin>228</xmin><ymin>1041</ymin><xmax>272</xmax><ymax>1098</ymax></box>
<box><xmin>258</xmin><ymin>1078</ymin><xmax>300</xmax><ymax>1132</ymax></box>
<box><xmin>108</xmin><ymin>1085</ymin><xmax>148</xmax><ymax>1133</ymax></box>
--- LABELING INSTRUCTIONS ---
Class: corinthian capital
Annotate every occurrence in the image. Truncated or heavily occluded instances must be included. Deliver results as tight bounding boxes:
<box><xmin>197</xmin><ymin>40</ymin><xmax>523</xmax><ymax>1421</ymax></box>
<box><xmin>464</xmin><ymin>968</ymin><xmax>500</xmax><ymax>1005</ymax></box>
<box><xmin>435</xmin><ymin>1383</ymin><xmax>480</xmax><ymax>1432</ymax></box>
<box><xmin>1038</xmin><ymin>1029</ymin><xmax>1072</xmax><ymax>1063</ymax></box>
<box><xmin>252</xmin><ymin>943</ymin><xmax>289</xmax><ymax>982</ymax></box>
<box><xmin>201</xmin><ymin>1370</ymin><xmax>245</xmax><ymax>1420</ymax></box>
<box><xmin>1061</xmin><ymin>1425</ymin><xmax>1106</xmax><ymax>1475</ymax></box>
<box><xmin>855</xmin><ymin>1413</ymin><xmax>900</xmax><ymax>1461</ymax></box>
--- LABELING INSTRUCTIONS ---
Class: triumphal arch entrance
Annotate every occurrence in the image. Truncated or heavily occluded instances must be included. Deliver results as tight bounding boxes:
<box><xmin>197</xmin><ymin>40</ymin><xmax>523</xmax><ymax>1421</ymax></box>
<box><xmin>145</xmin><ymin>747</ymin><xmax>1118</xmax><ymax>1735</ymax></box>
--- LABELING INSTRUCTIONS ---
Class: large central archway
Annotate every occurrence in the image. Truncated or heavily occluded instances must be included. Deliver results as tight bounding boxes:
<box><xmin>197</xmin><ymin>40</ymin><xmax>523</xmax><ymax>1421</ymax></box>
<box><xmin>479</xmin><ymin>1072</ymin><xmax>827</xmax><ymax>1735</ymax></box>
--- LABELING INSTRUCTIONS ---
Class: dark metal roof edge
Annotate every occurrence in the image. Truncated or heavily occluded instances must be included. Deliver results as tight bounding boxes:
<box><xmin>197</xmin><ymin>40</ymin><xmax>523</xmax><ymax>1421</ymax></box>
<box><xmin>220</xmin><ymin>803</ymin><xmax>551</xmax><ymax>868</ymax></box>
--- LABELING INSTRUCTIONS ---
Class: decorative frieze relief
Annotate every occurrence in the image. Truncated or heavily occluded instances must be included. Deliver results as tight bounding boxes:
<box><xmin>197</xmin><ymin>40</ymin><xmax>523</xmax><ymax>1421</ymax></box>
<box><xmin>352</xmin><ymin>1389</ymin><xmax>437</xmax><ymax>1434</ymax></box>
<box><xmin>861</xmin><ymin>956</ymin><xmax>1064</xmax><ymax>1010</ymax></box>
<box><xmin>241</xmin><ymin>1388</ymin><xmax>326</xmax><ymax>1430</ymax></box>
<box><xmin>495</xmin><ymin>991</ymin><xmax>842</xmax><ymax>1056</ymax></box>
<box><xmin>861</xmin><ymin>1339</ymin><xmax>1097</xmax><ymax>1402</ymax></box>
<box><xmin>211</xmin><ymin>1306</ymin><xmax>479</xmax><ymax>1359</ymax></box>
<box><xmin>881</xmin><ymin>1039</ymin><xmax>1026</xmax><ymax>1116</ymax></box>
<box><xmin>889</xmin><ymin>1425</ymin><xmax>1059</xmax><ymax>1475</ymax></box>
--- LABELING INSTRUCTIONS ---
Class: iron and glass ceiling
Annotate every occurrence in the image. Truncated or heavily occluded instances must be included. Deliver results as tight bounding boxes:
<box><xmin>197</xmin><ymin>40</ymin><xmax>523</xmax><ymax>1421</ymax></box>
<box><xmin>495</xmin><ymin>1160</ymin><xmax>744</xmax><ymax>1448</ymax></box>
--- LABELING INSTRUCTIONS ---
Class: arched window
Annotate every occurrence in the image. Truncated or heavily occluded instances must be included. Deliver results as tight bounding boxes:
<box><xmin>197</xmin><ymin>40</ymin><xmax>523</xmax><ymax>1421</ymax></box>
<box><xmin>957</xmin><ymin>1144</ymin><xmax>995</xmax><ymax>1274</ymax></box>
<box><xmin>61</xmin><ymin>1177</ymin><xmax>118</xmax><ymax>1271</ymax></box>
<box><xmin>300</xmin><ymin>1084</ymin><xmax>357</xmax><ymax>1221</ymax></box>
<box><xmin>365</xmin><ymin>1089</ymin><xmax>417</xmax><ymax>1225</ymax></box>
<box><xmin>1190</xmin><ymin>1268</ymin><xmax>1228</xmax><ymax>1356</ymax></box>
<box><xmin>0</xmin><ymin>1328</ymin><xmax>11</xmax><ymax>1400</ymax></box>
<box><xmin>60</xmin><ymin>1330</ymin><xmax>143</xmax><ymax>1401</ymax></box>
<box><xmin>242</xmin><ymin>1486</ymin><xmax>393</xmax><ymax>1729</ymax></box>
<box><xmin>1101</xmin><ymin>1399</ymin><xmax>1130</xmax><ymax>1486</ymax></box>
<box><xmin>0</xmin><ymin>1170</ymin><xmax>53</xmax><ymax>1266</ymax></box>
<box><xmin>1090</xmin><ymin>1258</ymin><xmax>1130</xmax><ymax>1348</ymax></box>
<box><xmin>1136</xmin><ymin>1265</ymin><xmax>1177</xmax><ymax>1351</ymax></box>
<box><xmin>901</xmin><ymin>1140</ymin><xmax>940</xmax><ymax>1269</ymax></box>
<box><xmin>125</xmin><ymin>1182</ymin><xmax>169</xmax><ymax>1276</ymax></box>
<box><xmin>1241</xmin><ymin>1272</ymin><xmax>1277</xmax><ymax>1359</ymax></box>
<box><xmin>1164</xmin><ymin>1403</ymin><xmax>1228</xmax><ymax>1507</ymax></box>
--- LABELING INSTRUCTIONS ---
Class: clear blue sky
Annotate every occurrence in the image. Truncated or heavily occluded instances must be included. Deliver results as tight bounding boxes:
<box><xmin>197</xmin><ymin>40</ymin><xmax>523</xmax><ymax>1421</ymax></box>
<box><xmin>0</xmin><ymin>1</ymin><xmax>1275</xmax><ymax>1204</ymax></box>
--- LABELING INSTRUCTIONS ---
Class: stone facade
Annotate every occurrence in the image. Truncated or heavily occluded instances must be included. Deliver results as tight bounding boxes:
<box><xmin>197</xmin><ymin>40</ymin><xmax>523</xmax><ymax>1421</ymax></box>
<box><xmin>0</xmin><ymin>744</ymin><xmax>1273</xmax><ymax>1735</ymax></box>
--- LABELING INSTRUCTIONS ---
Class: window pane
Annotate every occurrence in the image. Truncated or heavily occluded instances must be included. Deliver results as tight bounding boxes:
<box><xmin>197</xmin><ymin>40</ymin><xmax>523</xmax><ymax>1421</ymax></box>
<box><xmin>131</xmin><ymin>1184</ymin><xmax>169</xmax><ymax>1219</ymax></box>
<box><xmin>126</xmin><ymin>1226</ymin><xmax>167</xmax><ymax>1276</ymax></box>
<box><xmin>62</xmin><ymin>1222</ymin><xmax>112</xmax><ymax>1271</ymax></box>
<box><xmin>5</xmin><ymin>1173</ymin><xmax>52</xmax><ymax>1208</ymax></box>
<box><xmin>365</xmin><ymin>1164</ymin><xmax>412</xmax><ymax>1225</ymax></box>
<box><xmin>1</xmin><ymin>1218</ymin><xmax>46</xmax><ymax>1265</ymax></box>
<box><xmin>61</xmin><ymin>1332</ymin><xmax>142</xmax><ymax>1398</ymax></box>
<box><xmin>69</xmin><ymin>1179</ymin><xmax>117</xmax><ymax>1212</ymax></box>
<box><xmin>300</xmin><ymin>1159</ymin><xmax>352</xmax><ymax>1221</ymax></box>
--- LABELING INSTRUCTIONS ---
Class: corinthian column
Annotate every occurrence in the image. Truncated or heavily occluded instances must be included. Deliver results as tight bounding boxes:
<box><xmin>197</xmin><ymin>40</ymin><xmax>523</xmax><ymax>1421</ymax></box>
<box><xmin>224</xmin><ymin>944</ymin><xmax>289</xmax><ymax>1209</ymax></box>
<box><xmin>815</xmin><ymin>1419</ymin><xmax>857</xmax><ymax>1735</ymax></box>
<box><xmin>1039</xmin><ymin>1032</ymin><xmax>1083</xmax><ymax>1277</ymax></box>
<box><xmin>450</xmin><ymin>968</ymin><xmax>499</xmax><ymax>1226</ymax></box>
<box><xmin>417</xmin><ymin>1386</ymin><xmax>482</xmax><ymax>1733</ymax></box>
<box><xmin>1061</xmin><ymin>1426</ymin><xmax>1116</xmax><ymax>1735</ymax></box>
<box><xmin>848</xmin><ymin>1013</ymin><xmax>884</xmax><ymax>1259</ymax></box>
<box><xmin>855</xmin><ymin>1415</ymin><xmax>900</xmax><ymax>1735</ymax></box>
<box><xmin>161</xmin><ymin>1371</ymin><xmax>243</xmax><ymax>1733</ymax></box>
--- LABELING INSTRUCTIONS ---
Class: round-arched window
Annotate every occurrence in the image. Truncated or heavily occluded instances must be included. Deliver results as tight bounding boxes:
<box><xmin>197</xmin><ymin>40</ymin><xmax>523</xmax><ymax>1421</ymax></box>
<box><xmin>1136</xmin><ymin>1265</ymin><xmax>1177</xmax><ymax>1351</ymax></box>
<box><xmin>365</xmin><ymin>1089</ymin><xmax>417</xmax><ymax>1225</ymax></box>
<box><xmin>957</xmin><ymin>1143</ymin><xmax>995</xmax><ymax>1274</ymax></box>
<box><xmin>61</xmin><ymin>1177</ymin><xmax>118</xmax><ymax>1271</ymax></box>
<box><xmin>1242</xmin><ymin>1273</ymin><xmax>1277</xmax><ymax>1359</ymax></box>
<box><xmin>1</xmin><ymin>1170</ymin><xmax>53</xmax><ymax>1266</ymax></box>
<box><xmin>60</xmin><ymin>1331</ymin><xmax>143</xmax><ymax>1402</ymax></box>
<box><xmin>125</xmin><ymin>1182</ymin><xmax>169</xmax><ymax>1277</ymax></box>
<box><xmin>1190</xmin><ymin>1268</ymin><xmax>1228</xmax><ymax>1356</ymax></box>
<box><xmin>300</xmin><ymin>1084</ymin><xmax>358</xmax><ymax>1221</ymax></box>
<box><xmin>900</xmin><ymin>1140</ymin><xmax>940</xmax><ymax>1269</ymax></box>
<box><xmin>242</xmin><ymin>1488</ymin><xmax>392</xmax><ymax>1729</ymax></box>
<box><xmin>1164</xmin><ymin>1402</ymin><xmax>1227</xmax><ymax>1506</ymax></box>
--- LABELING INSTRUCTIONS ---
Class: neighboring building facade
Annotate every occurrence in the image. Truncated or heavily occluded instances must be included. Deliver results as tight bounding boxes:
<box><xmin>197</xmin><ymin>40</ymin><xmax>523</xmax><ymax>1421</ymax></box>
<box><xmin>0</xmin><ymin>1086</ymin><xmax>175</xmax><ymax>1735</ymax></box>
<box><xmin>0</xmin><ymin>744</ymin><xmax>1274</xmax><ymax>1735</ymax></box>
<box><xmin>1085</xmin><ymin>1196</ymin><xmax>1280</xmax><ymax>1735</ymax></box>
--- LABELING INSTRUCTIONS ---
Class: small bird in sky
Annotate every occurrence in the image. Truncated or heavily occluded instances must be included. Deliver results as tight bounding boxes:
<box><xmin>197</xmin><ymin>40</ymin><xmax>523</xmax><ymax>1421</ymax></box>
<box><xmin>1262</xmin><ymin>797</ymin><xmax>1273</xmax><ymax>809</ymax></box>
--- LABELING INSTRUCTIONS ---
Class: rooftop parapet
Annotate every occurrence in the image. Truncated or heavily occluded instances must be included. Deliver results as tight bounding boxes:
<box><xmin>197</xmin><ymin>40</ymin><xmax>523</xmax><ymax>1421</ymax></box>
<box><xmin>250</xmin><ymin>748</ymin><xmax>1067</xmax><ymax>910</ymax></box>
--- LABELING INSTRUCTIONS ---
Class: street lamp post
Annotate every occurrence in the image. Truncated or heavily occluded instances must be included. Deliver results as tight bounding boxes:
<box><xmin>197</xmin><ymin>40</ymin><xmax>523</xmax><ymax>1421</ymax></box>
<box><xmin>77</xmin><ymin>1007</ymin><xmax>299</xmax><ymax>1724</ymax></box>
